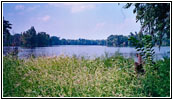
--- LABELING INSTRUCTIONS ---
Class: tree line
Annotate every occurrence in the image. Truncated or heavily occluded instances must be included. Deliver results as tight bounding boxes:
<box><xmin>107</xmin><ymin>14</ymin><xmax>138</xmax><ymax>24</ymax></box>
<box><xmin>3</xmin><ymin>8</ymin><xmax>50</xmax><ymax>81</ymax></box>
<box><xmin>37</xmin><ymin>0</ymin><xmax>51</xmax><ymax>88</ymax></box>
<box><xmin>3</xmin><ymin>18</ymin><xmax>170</xmax><ymax>47</ymax></box>
<box><xmin>3</xmin><ymin>23</ymin><xmax>107</xmax><ymax>47</ymax></box>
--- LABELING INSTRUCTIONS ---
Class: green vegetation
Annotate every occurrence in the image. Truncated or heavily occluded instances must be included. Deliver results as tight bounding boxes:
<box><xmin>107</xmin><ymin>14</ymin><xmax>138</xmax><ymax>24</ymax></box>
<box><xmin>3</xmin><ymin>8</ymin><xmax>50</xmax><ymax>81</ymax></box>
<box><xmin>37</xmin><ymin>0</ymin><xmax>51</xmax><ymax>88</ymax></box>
<box><xmin>3</xmin><ymin>24</ymin><xmax>170</xmax><ymax>47</ymax></box>
<box><xmin>3</xmin><ymin>3</ymin><xmax>170</xmax><ymax>97</ymax></box>
<box><xmin>3</xmin><ymin>55</ymin><xmax>170</xmax><ymax>97</ymax></box>
<box><xmin>125</xmin><ymin>3</ymin><xmax>170</xmax><ymax>78</ymax></box>
<box><xmin>3</xmin><ymin>3</ymin><xmax>170</xmax><ymax>48</ymax></box>
<box><xmin>106</xmin><ymin>35</ymin><xmax>128</xmax><ymax>47</ymax></box>
<box><xmin>3</xmin><ymin>17</ymin><xmax>12</xmax><ymax>46</ymax></box>
<box><xmin>124</xmin><ymin>3</ymin><xmax>170</xmax><ymax>48</ymax></box>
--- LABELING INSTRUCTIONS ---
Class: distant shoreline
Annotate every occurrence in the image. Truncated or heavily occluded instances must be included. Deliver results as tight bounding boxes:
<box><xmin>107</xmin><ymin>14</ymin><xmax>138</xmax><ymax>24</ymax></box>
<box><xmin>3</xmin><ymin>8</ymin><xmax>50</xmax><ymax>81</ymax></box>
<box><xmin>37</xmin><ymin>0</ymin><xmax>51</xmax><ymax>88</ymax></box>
<box><xmin>3</xmin><ymin>45</ymin><xmax>170</xmax><ymax>48</ymax></box>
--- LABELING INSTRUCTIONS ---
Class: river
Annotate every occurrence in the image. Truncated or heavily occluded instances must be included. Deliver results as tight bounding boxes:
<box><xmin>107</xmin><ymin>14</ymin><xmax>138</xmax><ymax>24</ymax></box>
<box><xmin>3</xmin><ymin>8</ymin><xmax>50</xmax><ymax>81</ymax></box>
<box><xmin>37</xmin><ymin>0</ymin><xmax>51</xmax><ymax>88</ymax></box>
<box><xmin>3</xmin><ymin>45</ymin><xmax>170</xmax><ymax>61</ymax></box>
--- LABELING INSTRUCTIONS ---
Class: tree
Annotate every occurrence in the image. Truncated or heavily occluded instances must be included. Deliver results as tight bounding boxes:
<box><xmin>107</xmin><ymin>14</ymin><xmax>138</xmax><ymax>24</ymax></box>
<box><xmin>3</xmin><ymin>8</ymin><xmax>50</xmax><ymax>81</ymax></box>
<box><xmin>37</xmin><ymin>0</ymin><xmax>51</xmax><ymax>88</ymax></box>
<box><xmin>50</xmin><ymin>36</ymin><xmax>60</xmax><ymax>45</ymax></box>
<box><xmin>21</xmin><ymin>26</ymin><xmax>37</xmax><ymax>47</ymax></box>
<box><xmin>126</xmin><ymin>3</ymin><xmax>170</xmax><ymax>65</ymax></box>
<box><xmin>107</xmin><ymin>35</ymin><xmax>128</xmax><ymax>47</ymax></box>
<box><xmin>107</xmin><ymin>35</ymin><xmax>117</xmax><ymax>46</ymax></box>
<box><xmin>3</xmin><ymin>17</ymin><xmax>12</xmax><ymax>46</ymax></box>
<box><xmin>61</xmin><ymin>38</ymin><xmax>68</xmax><ymax>45</ymax></box>
<box><xmin>11</xmin><ymin>34</ymin><xmax>22</xmax><ymax>46</ymax></box>
<box><xmin>37</xmin><ymin>32</ymin><xmax>50</xmax><ymax>46</ymax></box>
<box><xmin>124</xmin><ymin>3</ymin><xmax>170</xmax><ymax>47</ymax></box>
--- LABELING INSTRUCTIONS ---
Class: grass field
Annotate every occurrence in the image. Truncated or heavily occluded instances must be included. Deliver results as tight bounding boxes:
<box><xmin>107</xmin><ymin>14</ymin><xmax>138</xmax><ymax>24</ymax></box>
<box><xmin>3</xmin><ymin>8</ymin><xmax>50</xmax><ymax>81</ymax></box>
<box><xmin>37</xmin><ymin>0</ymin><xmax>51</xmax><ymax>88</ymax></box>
<box><xmin>3</xmin><ymin>55</ymin><xmax>170</xmax><ymax>97</ymax></box>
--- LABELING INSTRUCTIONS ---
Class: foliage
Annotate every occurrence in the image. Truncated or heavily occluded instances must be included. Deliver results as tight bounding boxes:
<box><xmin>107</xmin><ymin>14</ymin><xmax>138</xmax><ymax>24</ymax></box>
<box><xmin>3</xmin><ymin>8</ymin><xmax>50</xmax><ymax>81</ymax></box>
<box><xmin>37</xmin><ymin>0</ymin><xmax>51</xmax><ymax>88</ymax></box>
<box><xmin>61</xmin><ymin>38</ymin><xmax>68</xmax><ymax>45</ymax></box>
<box><xmin>3</xmin><ymin>17</ymin><xmax>12</xmax><ymax>46</ymax></box>
<box><xmin>124</xmin><ymin>3</ymin><xmax>170</xmax><ymax>48</ymax></box>
<box><xmin>4</xmin><ymin>31</ymin><xmax>170</xmax><ymax>48</ymax></box>
<box><xmin>3</xmin><ymin>55</ymin><xmax>170</xmax><ymax>97</ymax></box>
<box><xmin>21</xmin><ymin>26</ymin><xmax>37</xmax><ymax>47</ymax></box>
<box><xmin>3</xmin><ymin>19</ymin><xmax>170</xmax><ymax>47</ymax></box>
<box><xmin>3</xmin><ymin>25</ymin><xmax>107</xmax><ymax>47</ymax></box>
<box><xmin>124</xmin><ymin>3</ymin><xmax>170</xmax><ymax>76</ymax></box>
<box><xmin>142</xmin><ymin>57</ymin><xmax>170</xmax><ymax>97</ymax></box>
<box><xmin>11</xmin><ymin>34</ymin><xmax>22</xmax><ymax>46</ymax></box>
<box><xmin>65</xmin><ymin>39</ymin><xmax>106</xmax><ymax>45</ymax></box>
<box><xmin>50</xmin><ymin>36</ymin><xmax>60</xmax><ymax>45</ymax></box>
<box><xmin>129</xmin><ymin>34</ymin><xmax>155</xmax><ymax>64</ymax></box>
<box><xmin>107</xmin><ymin>35</ymin><xmax>128</xmax><ymax>47</ymax></box>
<box><xmin>37</xmin><ymin>32</ymin><xmax>50</xmax><ymax>46</ymax></box>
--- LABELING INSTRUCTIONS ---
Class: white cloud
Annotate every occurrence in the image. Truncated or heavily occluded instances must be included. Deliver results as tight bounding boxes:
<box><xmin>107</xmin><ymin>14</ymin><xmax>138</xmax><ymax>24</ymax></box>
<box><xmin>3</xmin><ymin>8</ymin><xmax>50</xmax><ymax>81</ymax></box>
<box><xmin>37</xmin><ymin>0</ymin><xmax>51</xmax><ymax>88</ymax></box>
<box><xmin>64</xmin><ymin>3</ymin><xmax>95</xmax><ymax>13</ymax></box>
<box><xmin>15</xmin><ymin>5</ymin><xmax>40</xmax><ymax>12</ymax></box>
<box><xmin>49</xmin><ymin>3</ymin><xmax>95</xmax><ymax>13</ymax></box>
<box><xmin>27</xmin><ymin>5</ymin><xmax>40</xmax><ymax>11</ymax></box>
<box><xmin>15</xmin><ymin>5</ymin><xmax>25</xmax><ymax>10</ymax></box>
<box><xmin>38</xmin><ymin>15</ymin><xmax>51</xmax><ymax>22</ymax></box>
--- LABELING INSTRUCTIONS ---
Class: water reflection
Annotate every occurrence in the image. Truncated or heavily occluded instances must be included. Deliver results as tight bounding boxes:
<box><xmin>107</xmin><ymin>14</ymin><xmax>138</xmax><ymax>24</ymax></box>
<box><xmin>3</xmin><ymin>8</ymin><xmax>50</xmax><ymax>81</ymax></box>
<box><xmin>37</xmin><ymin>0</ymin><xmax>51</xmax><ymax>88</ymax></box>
<box><xmin>3</xmin><ymin>45</ymin><xmax>170</xmax><ymax>60</ymax></box>
<box><xmin>3</xmin><ymin>46</ymin><xmax>19</xmax><ymax>56</ymax></box>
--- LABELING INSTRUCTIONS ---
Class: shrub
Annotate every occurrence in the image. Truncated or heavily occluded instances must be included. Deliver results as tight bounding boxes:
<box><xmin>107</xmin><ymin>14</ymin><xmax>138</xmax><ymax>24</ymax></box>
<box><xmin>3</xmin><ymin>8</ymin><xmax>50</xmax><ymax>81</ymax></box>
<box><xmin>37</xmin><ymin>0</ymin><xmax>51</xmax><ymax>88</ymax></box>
<box><xmin>3</xmin><ymin>55</ymin><xmax>170</xmax><ymax>97</ymax></box>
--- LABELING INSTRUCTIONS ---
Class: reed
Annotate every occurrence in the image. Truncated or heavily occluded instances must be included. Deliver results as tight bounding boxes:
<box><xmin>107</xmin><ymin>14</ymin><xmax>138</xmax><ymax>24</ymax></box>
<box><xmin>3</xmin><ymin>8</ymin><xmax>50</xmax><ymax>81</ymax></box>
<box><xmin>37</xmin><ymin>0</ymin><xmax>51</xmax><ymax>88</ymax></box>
<box><xmin>3</xmin><ymin>55</ymin><xmax>170</xmax><ymax>97</ymax></box>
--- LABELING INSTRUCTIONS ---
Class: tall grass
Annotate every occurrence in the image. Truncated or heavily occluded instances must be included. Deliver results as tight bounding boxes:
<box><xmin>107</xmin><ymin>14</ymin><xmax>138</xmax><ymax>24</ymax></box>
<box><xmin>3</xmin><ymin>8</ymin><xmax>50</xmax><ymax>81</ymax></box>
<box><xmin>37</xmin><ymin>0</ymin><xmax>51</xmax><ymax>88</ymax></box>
<box><xmin>3</xmin><ymin>55</ymin><xmax>170</xmax><ymax>97</ymax></box>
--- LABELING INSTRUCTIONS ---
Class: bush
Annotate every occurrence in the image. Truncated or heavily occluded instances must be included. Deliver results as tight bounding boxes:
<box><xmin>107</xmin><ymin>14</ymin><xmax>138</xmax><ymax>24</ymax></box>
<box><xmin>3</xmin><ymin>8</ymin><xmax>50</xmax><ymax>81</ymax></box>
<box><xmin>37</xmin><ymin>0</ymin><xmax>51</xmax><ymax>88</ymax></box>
<box><xmin>142</xmin><ymin>57</ymin><xmax>170</xmax><ymax>97</ymax></box>
<box><xmin>3</xmin><ymin>55</ymin><xmax>170</xmax><ymax>97</ymax></box>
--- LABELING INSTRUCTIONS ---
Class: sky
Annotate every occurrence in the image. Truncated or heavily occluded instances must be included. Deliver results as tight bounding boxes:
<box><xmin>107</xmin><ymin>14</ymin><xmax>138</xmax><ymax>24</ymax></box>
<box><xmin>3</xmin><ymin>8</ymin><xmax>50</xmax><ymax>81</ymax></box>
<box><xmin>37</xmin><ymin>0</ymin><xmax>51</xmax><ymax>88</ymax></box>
<box><xmin>3</xmin><ymin>3</ymin><xmax>141</xmax><ymax>40</ymax></box>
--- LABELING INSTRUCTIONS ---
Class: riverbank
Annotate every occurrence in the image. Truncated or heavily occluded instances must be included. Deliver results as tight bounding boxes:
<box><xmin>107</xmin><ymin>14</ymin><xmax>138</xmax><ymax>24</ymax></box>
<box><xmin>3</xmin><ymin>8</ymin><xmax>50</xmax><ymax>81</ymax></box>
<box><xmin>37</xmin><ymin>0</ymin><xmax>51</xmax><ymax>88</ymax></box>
<box><xmin>3</xmin><ymin>55</ymin><xmax>170</xmax><ymax>97</ymax></box>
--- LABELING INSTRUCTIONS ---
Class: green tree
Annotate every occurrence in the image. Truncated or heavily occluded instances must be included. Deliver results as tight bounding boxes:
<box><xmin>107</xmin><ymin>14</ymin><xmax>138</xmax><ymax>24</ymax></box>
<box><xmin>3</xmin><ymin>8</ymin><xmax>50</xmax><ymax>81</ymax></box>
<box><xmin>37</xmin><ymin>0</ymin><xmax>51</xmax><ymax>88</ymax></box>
<box><xmin>21</xmin><ymin>26</ymin><xmax>37</xmax><ymax>47</ymax></box>
<box><xmin>107</xmin><ymin>35</ymin><xmax>128</xmax><ymax>47</ymax></box>
<box><xmin>50</xmin><ymin>36</ymin><xmax>60</xmax><ymax>45</ymax></box>
<box><xmin>125</xmin><ymin>3</ymin><xmax>170</xmax><ymax>63</ymax></box>
<box><xmin>11</xmin><ymin>34</ymin><xmax>22</xmax><ymax>46</ymax></box>
<box><xmin>124</xmin><ymin>3</ymin><xmax>170</xmax><ymax>47</ymax></box>
<box><xmin>37</xmin><ymin>32</ymin><xmax>50</xmax><ymax>46</ymax></box>
<box><xmin>61</xmin><ymin>38</ymin><xmax>68</xmax><ymax>45</ymax></box>
<box><xmin>3</xmin><ymin>17</ymin><xmax>12</xmax><ymax>46</ymax></box>
<box><xmin>125</xmin><ymin>3</ymin><xmax>170</xmax><ymax>97</ymax></box>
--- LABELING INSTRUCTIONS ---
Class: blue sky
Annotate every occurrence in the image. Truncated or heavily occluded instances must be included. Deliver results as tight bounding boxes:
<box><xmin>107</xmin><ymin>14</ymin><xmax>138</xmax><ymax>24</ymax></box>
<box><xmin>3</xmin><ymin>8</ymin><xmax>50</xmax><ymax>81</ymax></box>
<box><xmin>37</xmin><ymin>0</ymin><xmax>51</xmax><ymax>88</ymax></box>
<box><xmin>3</xmin><ymin>3</ymin><xmax>141</xmax><ymax>39</ymax></box>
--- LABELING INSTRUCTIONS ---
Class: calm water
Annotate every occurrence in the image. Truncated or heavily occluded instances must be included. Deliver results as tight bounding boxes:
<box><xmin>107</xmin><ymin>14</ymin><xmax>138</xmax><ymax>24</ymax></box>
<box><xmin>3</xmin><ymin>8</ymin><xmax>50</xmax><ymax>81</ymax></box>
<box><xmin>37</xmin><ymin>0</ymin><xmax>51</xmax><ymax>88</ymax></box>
<box><xmin>3</xmin><ymin>45</ymin><xmax>170</xmax><ymax>61</ymax></box>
